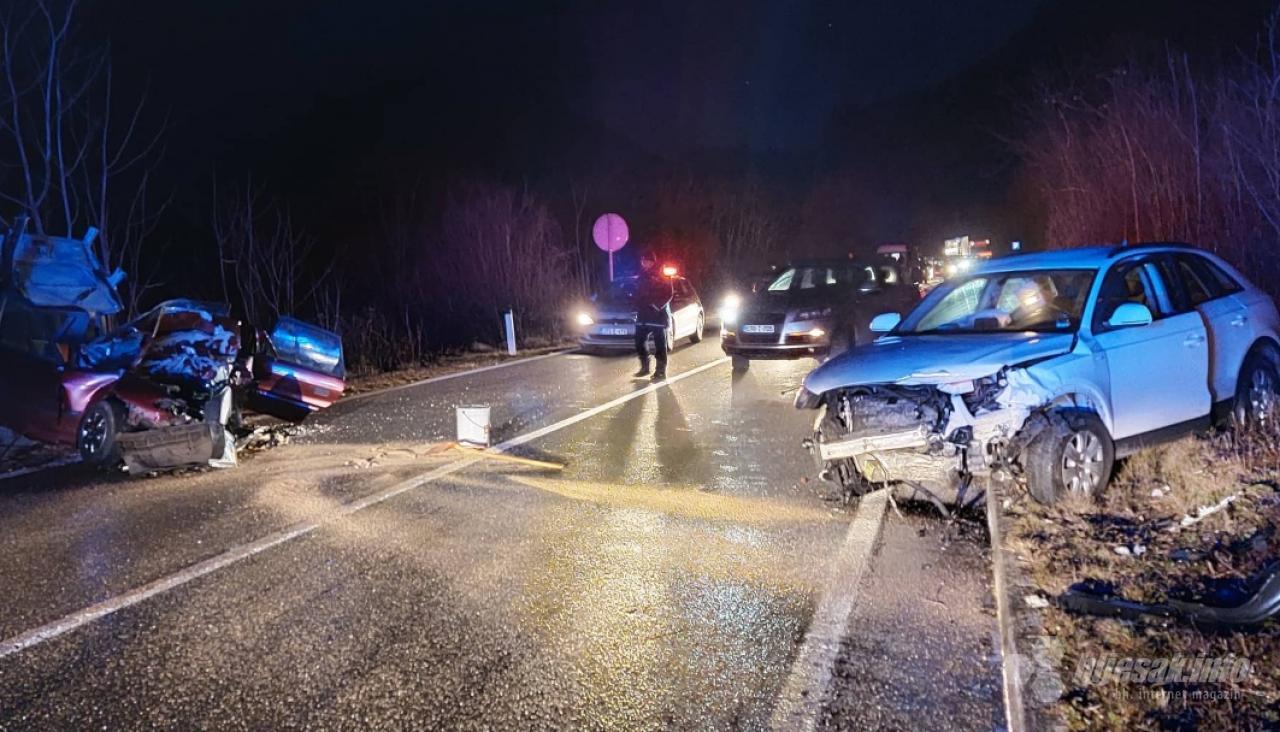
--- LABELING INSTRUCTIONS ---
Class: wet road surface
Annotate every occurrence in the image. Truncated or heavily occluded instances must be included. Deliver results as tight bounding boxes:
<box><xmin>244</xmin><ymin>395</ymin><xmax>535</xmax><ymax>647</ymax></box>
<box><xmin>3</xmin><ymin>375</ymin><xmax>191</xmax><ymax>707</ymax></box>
<box><xmin>0</xmin><ymin>337</ymin><xmax>1002</xmax><ymax>729</ymax></box>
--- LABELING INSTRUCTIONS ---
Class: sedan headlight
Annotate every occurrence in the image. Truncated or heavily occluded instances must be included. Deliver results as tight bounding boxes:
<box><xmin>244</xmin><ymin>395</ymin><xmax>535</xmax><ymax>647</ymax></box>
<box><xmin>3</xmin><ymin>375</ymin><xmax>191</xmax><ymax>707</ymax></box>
<box><xmin>795</xmin><ymin>307</ymin><xmax>832</xmax><ymax>321</ymax></box>
<box><xmin>576</xmin><ymin>311</ymin><xmax>594</xmax><ymax>326</ymax></box>
<box><xmin>718</xmin><ymin>293</ymin><xmax>741</xmax><ymax>326</ymax></box>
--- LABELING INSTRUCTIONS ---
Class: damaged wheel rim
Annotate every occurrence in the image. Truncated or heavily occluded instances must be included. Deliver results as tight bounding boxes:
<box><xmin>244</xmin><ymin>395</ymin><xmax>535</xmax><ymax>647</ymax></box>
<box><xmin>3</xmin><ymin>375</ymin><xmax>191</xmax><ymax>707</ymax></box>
<box><xmin>1061</xmin><ymin>430</ymin><xmax>1103</xmax><ymax>494</ymax></box>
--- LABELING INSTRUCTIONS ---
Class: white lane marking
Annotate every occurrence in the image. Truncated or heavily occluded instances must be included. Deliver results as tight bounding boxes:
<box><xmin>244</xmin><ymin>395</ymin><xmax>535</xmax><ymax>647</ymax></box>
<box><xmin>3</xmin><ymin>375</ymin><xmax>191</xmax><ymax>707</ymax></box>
<box><xmin>341</xmin><ymin>349</ymin><xmax>574</xmax><ymax>402</ymax></box>
<box><xmin>492</xmin><ymin>357</ymin><xmax>730</xmax><ymax>451</ymax></box>
<box><xmin>769</xmin><ymin>490</ymin><xmax>888</xmax><ymax>731</ymax></box>
<box><xmin>0</xmin><ymin>357</ymin><xmax>730</xmax><ymax>660</ymax></box>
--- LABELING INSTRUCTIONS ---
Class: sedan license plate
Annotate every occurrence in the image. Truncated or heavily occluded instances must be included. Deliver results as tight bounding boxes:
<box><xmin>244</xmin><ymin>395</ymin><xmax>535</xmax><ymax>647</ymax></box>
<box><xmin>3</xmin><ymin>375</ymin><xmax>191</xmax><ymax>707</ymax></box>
<box><xmin>742</xmin><ymin>324</ymin><xmax>775</xmax><ymax>334</ymax></box>
<box><xmin>601</xmin><ymin>326</ymin><xmax>631</xmax><ymax>336</ymax></box>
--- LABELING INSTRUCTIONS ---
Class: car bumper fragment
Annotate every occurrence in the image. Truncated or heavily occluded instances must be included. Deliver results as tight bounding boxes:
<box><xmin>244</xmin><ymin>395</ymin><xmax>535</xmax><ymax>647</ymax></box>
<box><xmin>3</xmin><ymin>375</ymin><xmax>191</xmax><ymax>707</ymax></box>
<box><xmin>116</xmin><ymin>422</ymin><xmax>236</xmax><ymax>473</ymax></box>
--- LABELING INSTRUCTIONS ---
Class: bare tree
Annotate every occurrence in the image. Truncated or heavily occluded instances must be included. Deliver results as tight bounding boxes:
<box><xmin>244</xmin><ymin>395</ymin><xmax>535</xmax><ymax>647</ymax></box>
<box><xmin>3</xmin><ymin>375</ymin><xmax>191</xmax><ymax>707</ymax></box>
<box><xmin>438</xmin><ymin>181</ymin><xmax>571</xmax><ymax>337</ymax></box>
<box><xmin>708</xmin><ymin>176</ymin><xmax>784</xmax><ymax>274</ymax></box>
<box><xmin>0</xmin><ymin>0</ymin><xmax>167</xmax><ymax>315</ymax></box>
<box><xmin>213</xmin><ymin>181</ymin><xmax>332</xmax><ymax>325</ymax></box>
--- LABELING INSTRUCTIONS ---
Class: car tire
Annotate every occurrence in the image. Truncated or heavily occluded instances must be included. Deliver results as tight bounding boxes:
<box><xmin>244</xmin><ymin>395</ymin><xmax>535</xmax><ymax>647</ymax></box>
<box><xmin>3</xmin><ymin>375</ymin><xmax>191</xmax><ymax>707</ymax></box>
<box><xmin>78</xmin><ymin>400</ymin><xmax>123</xmax><ymax>466</ymax></box>
<box><xmin>731</xmin><ymin>354</ymin><xmax>750</xmax><ymax>372</ymax></box>
<box><xmin>1233</xmin><ymin>347</ymin><xmax>1280</xmax><ymax>427</ymax></box>
<box><xmin>1024</xmin><ymin>408</ymin><xmax>1114</xmax><ymax>505</ymax></box>
<box><xmin>690</xmin><ymin>313</ymin><xmax>705</xmax><ymax>343</ymax></box>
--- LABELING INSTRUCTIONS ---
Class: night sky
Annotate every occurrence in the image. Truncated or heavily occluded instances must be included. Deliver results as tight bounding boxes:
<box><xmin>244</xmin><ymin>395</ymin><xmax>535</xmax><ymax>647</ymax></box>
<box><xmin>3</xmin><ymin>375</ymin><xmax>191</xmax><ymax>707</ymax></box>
<box><xmin>84</xmin><ymin>0</ymin><xmax>1280</xmax><ymax>251</ymax></box>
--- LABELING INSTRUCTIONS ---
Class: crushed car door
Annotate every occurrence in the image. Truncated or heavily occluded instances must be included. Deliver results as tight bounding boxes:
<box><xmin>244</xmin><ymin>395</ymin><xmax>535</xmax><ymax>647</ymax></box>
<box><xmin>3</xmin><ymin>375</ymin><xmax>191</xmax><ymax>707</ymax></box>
<box><xmin>1090</xmin><ymin>258</ymin><xmax>1212</xmax><ymax>440</ymax></box>
<box><xmin>246</xmin><ymin>316</ymin><xmax>346</xmax><ymax>423</ymax></box>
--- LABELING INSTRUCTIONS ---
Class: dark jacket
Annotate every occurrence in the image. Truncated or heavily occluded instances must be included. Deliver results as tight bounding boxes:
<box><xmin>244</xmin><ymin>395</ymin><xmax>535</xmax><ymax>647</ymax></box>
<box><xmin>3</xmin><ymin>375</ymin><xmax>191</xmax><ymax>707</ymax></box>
<box><xmin>634</xmin><ymin>269</ymin><xmax>673</xmax><ymax>326</ymax></box>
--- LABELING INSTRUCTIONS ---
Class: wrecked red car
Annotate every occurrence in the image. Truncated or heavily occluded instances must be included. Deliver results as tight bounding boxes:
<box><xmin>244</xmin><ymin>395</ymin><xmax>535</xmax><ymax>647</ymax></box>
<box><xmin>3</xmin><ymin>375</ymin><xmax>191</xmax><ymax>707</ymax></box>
<box><xmin>0</xmin><ymin>227</ymin><xmax>345</xmax><ymax>472</ymax></box>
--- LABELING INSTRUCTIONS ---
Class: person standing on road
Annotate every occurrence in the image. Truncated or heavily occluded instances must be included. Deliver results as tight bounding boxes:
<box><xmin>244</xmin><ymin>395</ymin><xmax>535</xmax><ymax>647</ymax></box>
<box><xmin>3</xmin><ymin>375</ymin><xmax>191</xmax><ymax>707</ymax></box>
<box><xmin>634</xmin><ymin>249</ymin><xmax>673</xmax><ymax>381</ymax></box>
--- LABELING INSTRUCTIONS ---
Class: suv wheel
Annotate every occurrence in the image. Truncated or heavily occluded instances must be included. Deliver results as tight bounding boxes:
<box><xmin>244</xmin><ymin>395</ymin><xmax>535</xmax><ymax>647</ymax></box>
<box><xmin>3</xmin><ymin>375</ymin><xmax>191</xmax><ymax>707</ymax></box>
<box><xmin>78</xmin><ymin>401</ymin><xmax>123</xmax><ymax>466</ymax></box>
<box><xmin>1024</xmin><ymin>409</ymin><xmax>1114</xmax><ymax>504</ymax></box>
<box><xmin>690</xmin><ymin>313</ymin><xmax>705</xmax><ymax>343</ymax></box>
<box><xmin>1234</xmin><ymin>348</ymin><xmax>1280</xmax><ymax>427</ymax></box>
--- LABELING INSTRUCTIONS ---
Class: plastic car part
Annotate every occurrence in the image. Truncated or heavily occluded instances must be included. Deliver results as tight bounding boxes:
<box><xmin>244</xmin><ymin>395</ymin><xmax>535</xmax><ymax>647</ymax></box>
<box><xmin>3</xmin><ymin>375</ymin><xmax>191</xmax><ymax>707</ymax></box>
<box><xmin>1059</xmin><ymin>562</ymin><xmax>1280</xmax><ymax>628</ymax></box>
<box><xmin>116</xmin><ymin>422</ymin><xmax>225</xmax><ymax>473</ymax></box>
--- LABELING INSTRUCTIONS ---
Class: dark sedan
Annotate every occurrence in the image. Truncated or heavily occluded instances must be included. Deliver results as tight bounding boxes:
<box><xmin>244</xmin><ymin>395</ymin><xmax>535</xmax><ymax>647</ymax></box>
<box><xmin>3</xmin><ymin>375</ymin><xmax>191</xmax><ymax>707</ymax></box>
<box><xmin>719</xmin><ymin>259</ymin><xmax>918</xmax><ymax>370</ymax></box>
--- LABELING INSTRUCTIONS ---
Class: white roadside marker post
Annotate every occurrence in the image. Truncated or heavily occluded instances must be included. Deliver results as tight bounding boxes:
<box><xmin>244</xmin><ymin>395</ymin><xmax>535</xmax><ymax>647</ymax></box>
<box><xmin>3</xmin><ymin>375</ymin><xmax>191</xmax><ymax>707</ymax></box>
<box><xmin>503</xmin><ymin>309</ymin><xmax>517</xmax><ymax>356</ymax></box>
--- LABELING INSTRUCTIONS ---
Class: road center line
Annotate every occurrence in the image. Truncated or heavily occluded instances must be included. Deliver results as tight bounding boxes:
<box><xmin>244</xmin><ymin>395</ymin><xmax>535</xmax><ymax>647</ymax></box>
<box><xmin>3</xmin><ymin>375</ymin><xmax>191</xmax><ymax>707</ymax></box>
<box><xmin>0</xmin><ymin>356</ymin><xmax>730</xmax><ymax>660</ymax></box>
<box><xmin>769</xmin><ymin>490</ymin><xmax>888</xmax><ymax>731</ymax></box>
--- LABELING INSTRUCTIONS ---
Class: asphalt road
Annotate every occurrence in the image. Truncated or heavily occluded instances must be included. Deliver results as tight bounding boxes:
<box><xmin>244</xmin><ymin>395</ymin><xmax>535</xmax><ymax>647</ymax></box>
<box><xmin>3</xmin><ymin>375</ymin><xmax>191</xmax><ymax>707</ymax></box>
<box><xmin>0</xmin><ymin>336</ymin><xmax>1002</xmax><ymax>730</ymax></box>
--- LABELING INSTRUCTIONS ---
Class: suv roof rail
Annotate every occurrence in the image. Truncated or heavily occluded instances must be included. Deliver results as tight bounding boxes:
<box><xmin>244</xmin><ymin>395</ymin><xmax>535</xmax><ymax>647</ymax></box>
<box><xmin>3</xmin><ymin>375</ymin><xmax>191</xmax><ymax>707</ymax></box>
<box><xmin>1107</xmin><ymin>241</ymin><xmax>1197</xmax><ymax>258</ymax></box>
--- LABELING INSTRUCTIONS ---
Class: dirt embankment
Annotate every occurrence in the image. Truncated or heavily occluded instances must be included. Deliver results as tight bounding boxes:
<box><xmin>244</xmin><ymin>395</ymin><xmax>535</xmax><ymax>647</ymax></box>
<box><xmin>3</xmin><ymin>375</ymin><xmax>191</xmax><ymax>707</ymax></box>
<box><xmin>1006</xmin><ymin>424</ymin><xmax>1280</xmax><ymax>730</ymax></box>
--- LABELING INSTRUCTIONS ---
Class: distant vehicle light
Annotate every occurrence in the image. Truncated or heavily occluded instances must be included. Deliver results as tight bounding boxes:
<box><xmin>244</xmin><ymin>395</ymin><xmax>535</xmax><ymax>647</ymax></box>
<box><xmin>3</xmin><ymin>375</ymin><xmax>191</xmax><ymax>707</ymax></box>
<box><xmin>576</xmin><ymin>311</ymin><xmax>594</xmax><ymax>326</ymax></box>
<box><xmin>662</xmin><ymin>265</ymin><xmax>678</xmax><ymax>277</ymax></box>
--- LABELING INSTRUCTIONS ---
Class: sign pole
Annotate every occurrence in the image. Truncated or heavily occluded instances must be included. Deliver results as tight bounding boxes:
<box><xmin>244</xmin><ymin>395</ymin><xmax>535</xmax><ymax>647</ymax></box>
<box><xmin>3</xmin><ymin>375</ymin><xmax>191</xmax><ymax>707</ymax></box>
<box><xmin>593</xmin><ymin>212</ymin><xmax>629</xmax><ymax>286</ymax></box>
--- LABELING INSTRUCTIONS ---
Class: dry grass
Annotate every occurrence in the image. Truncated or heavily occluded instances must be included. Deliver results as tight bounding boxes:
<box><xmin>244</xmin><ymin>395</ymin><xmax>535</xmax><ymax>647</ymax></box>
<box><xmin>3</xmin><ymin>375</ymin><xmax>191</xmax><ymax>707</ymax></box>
<box><xmin>1007</xmin><ymin>420</ymin><xmax>1280</xmax><ymax>730</ymax></box>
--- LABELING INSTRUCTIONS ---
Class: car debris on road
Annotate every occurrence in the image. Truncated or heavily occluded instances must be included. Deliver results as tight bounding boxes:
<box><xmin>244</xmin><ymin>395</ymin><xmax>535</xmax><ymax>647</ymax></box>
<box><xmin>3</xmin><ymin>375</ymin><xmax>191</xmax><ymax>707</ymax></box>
<box><xmin>0</xmin><ymin>221</ymin><xmax>346</xmax><ymax>474</ymax></box>
<box><xmin>1058</xmin><ymin>560</ymin><xmax>1280</xmax><ymax>628</ymax></box>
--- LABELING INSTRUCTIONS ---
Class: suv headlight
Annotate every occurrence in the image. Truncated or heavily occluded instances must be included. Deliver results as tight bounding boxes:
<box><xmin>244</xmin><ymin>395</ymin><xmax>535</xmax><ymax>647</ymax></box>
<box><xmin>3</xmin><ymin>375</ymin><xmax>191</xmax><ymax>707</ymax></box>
<box><xmin>795</xmin><ymin>307</ymin><xmax>832</xmax><ymax>321</ymax></box>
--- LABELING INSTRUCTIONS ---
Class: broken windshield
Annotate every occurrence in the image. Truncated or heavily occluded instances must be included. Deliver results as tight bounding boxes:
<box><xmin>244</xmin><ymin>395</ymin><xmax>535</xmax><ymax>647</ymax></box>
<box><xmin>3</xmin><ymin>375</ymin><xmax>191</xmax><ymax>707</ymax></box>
<box><xmin>898</xmin><ymin>268</ymin><xmax>1097</xmax><ymax>334</ymax></box>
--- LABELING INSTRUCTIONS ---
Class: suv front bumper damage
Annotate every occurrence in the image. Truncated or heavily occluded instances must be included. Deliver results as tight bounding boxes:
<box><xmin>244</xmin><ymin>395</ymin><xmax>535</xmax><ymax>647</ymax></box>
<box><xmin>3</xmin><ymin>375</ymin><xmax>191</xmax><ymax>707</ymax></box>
<box><xmin>806</xmin><ymin>368</ymin><xmax>1057</xmax><ymax>503</ymax></box>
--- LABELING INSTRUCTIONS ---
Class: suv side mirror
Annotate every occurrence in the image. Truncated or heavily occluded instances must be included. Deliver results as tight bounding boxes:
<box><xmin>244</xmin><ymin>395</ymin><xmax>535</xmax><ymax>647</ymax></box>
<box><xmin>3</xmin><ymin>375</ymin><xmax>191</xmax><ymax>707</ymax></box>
<box><xmin>1105</xmin><ymin>302</ymin><xmax>1154</xmax><ymax>329</ymax></box>
<box><xmin>869</xmin><ymin>312</ymin><xmax>901</xmax><ymax>333</ymax></box>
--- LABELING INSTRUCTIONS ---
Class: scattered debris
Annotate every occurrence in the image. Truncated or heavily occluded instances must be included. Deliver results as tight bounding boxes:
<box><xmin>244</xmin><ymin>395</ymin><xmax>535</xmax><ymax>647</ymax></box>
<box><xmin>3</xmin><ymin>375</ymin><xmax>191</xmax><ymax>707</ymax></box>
<box><xmin>1059</xmin><ymin>561</ymin><xmax>1280</xmax><ymax>628</ymax></box>
<box><xmin>1175</xmin><ymin>492</ymin><xmax>1241</xmax><ymax>531</ymax></box>
<box><xmin>447</xmin><ymin>442</ymin><xmax>564</xmax><ymax>471</ymax></box>
<box><xmin>1004</xmin><ymin>427</ymin><xmax>1280</xmax><ymax>729</ymax></box>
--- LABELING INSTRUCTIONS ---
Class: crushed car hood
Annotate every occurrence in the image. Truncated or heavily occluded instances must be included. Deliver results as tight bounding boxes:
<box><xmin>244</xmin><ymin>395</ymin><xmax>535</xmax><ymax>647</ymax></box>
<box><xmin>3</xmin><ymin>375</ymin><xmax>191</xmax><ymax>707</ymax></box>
<box><xmin>804</xmin><ymin>331</ymin><xmax>1075</xmax><ymax>394</ymax></box>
